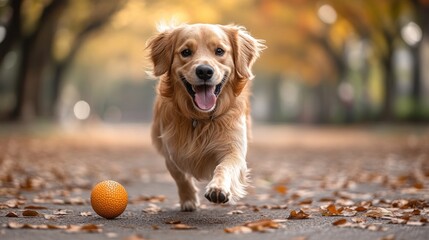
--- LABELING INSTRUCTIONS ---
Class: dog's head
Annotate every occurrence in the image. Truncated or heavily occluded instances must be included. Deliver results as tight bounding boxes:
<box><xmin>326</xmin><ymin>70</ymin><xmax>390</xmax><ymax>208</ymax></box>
<box><xmin>147</xmin><ymin>24</ymin><xmax>265</xmax><ymax>114</ymax></box>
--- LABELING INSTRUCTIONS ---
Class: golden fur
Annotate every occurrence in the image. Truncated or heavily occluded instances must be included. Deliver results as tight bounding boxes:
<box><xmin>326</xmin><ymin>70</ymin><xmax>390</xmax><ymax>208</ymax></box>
<box><xmin>147</xmin><ymin>23</ymin><xmax>265</xmax><ymax>211</ymax></box>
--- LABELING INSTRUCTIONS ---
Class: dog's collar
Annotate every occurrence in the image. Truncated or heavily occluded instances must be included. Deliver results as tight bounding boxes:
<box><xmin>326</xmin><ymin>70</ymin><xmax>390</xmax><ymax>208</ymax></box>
<box><xmin>192</xmin><ymin>115</ymin><xmax>216</xmax><ymax>128</ymax></box>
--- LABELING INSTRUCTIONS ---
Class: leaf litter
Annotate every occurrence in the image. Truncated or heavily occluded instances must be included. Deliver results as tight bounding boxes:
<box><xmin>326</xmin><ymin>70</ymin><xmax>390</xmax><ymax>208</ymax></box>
<box><xmin>1</xmin><ymin>127</ymin><xmax>429</xmax><ymax>237</ymax></box>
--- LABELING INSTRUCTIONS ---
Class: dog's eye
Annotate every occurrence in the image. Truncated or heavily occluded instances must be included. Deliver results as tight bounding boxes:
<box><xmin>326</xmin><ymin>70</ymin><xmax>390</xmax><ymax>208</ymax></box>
<box><xmin>181</xmin><ymin>49</ymin><xmax>192</xmax><ymax>57</ymax></box>
<box><xmin>215</xmin><ymin>48</ymin><xmax>225</xmax><ymax>56</ymax></box>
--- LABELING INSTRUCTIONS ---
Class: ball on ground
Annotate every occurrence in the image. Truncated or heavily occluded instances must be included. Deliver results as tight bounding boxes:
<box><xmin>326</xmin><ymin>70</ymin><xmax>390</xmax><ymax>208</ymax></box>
<box><xmin>90</xmin><ymin>180</ymin><xmax>128</xmax><ymax>219</ymax></box>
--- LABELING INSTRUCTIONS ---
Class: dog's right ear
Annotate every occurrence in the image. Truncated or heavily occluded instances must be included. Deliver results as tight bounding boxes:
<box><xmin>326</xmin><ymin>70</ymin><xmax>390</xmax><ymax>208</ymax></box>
<box><xmin>146</xmin><ymin>29</ymin><xmax>176</xmax><ymax>77</ymax></box>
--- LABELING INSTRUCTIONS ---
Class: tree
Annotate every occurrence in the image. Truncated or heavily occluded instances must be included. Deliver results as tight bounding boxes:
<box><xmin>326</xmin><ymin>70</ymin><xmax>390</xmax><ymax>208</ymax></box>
<box><xmin>0</xmin><ymin>0</ymin><xmax>126</xmax><ymax>121</ymax></box>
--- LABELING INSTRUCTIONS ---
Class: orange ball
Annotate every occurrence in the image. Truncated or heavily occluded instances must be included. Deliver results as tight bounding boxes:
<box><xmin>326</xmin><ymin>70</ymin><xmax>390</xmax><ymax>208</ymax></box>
<box><xmin>90</xmin><ymin>180</ymin><xmax>128</xmax><ymax>219</ymax></box>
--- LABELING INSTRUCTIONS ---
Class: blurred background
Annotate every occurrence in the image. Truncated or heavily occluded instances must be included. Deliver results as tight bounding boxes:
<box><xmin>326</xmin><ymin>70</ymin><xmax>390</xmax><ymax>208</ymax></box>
<box><xmin>1</xmin><ymin>0</ymin><xmax>429</xmax><ymax>125</ymax></box>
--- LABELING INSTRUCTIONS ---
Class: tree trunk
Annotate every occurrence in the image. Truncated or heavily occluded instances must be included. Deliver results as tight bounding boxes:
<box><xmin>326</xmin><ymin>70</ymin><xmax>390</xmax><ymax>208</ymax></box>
<box><xmin>10</xmin><ymin>0</ymin><xmax>68</xmax><ymax>121</ymax></box>
<box><xmin>381</xmin><ymin>48</ymin><xmax>395</xmax><ymax>121</ymax></box>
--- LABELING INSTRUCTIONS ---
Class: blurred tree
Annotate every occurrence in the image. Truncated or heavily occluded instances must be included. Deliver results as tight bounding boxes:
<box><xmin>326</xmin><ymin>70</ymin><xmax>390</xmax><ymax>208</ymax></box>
<box><xmin>14</xmin><ymin>0</ymin><xmax>69</xmax><ymax>121</ymax></box>
<box><xmin>0</xmin><ymin>0</ymin><xmax>126</xmax><ymax>121</ymax></box>
<box><xmin>47</xmin><ymin>0</ymin><xmax>127</xmax><ymax>118</ymax></box>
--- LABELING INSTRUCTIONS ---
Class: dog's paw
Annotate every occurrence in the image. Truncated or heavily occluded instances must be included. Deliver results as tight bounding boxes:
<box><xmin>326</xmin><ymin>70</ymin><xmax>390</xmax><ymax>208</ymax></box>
<box><xmin>204</xmin><ymin>187</ymin><xmax>229</xmax><ymax>204</ymax></box>
<box><xmin>181</xmin><ymin>200</ymin><xmax>198</xmax><ymax>212</ymax></box>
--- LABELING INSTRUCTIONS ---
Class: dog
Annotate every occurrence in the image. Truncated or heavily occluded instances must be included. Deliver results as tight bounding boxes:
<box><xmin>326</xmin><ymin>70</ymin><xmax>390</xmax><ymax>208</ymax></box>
<box><xmin>147</xmin><ymin>23</ymin><xmax>265</xmax><ymax>211</ymax></box>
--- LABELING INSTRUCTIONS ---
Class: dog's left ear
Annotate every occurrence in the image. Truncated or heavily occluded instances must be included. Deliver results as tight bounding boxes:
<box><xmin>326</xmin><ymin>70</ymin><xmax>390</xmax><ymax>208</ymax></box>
<box><xmin>224</xmin><ymin>25</ymin><xmax>266</xmax><ymax>96</ymax></box>
<box><xmin>146</xmin><ymin>28</ymin><xmax>177</xmax><ymax>77</ymax></box>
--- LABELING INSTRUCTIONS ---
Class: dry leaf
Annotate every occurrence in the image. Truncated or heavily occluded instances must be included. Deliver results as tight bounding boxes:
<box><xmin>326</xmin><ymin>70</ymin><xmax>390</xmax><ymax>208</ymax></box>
<box><xmin>245</xmin><ymin>219</ymin><xmax>280</xmax><ymax>231</ymax></box>
<box><xmin>406</xmin><ymin>221</ymin><xmax>425</xmax><ymax>226</ymax></box>
<box><xmin>165</xmin><ymin>220</ymin><xmax>181</xmax><ymax>224</ymax></box>
<box><xmin>351</xmin><ymin>217</ymin><xmax>366</xmax><ymax>223</ymax></box>
<box><xmin>288</xmin><ymin>210</ymin><xmax>310</xmax><ymax>219</ymax></box>
<box><xmin>225</xmin><ymin>219</ymin><xmax>281</xmax><ymax>234</ymax></box>
<box><xmin>25</xmin><ymin>205</ymin><xmax>48</xmax><ymax>210</ymax></box>
<box><xmin>355</xmin><ymin>206</ymin><xmax>368</xmax><ymax>212</ymax></box>
<box><xmin>261</xmin><ymin>204</ymin><xmax>288</xmax><ymax>210</ymax></box>
<box><xmin>22</xmin><ymin>210</ymin><xmax>39</xmax><ymax>217</ymax></box>
<box><xmin>321</xmin><ymin>204</ymin><xmax>341</xmax><ymax>216</ymax></box>
<box><xmin>142</xmin><ymin>204</ymin><xmax>162</xmax><ymax>214</ymax></box>
<box><xmin>5</xmin><ymin>212</ymin><xmax>18</xmax><ymax>217</ymax></box>
<box><xmin>123</xmin><ymin>234</ymin><xmax>148</xmax><ymax>240</ymax></box>
<box><xmin>171</xmin><ymin>223</ymin><xmax>196</xmax><ymax>230</ymax></box>
<box><xmin>65</xmin><ymin>197</ymin><xmax>86</xmax><ymax>205</ymax></box>
<box><xmin>43</xmin><ymin>214</ymin><xmax>57</xmax><ymax>220</ymax></box>
<box><xmin>224</xmin><ymin>226</ymin><xmax>252</xmax><ymax>234</ymax></box>
<box><xmin>6</xmin><ymin>221</ymin><xmax>67</xmax><ymax>230</ymax></box>
<box><xmin>66</xmin><ymin>224</ymin><xmax>102</xmax><ymax>233</ymax></box>
<box><xmin>106</xmin><ymin>232</ymin><xmax>118</xmax><ymax>238</ymax></box>
<box><xmin>274</xmin><ymin>185</ymin><xmax>288</xmax><ymax>195</ymax></box>
<box><xmin>152</xmin><ymin>225</ymin><xmax>160</xmax><ymax>230</ymax></box>
<box><xmin>299</xmin><ymin>199</ymin><xmax>313</xmax><ymax>205</ymax></box>
<box><xmin>365</xmin><ymin>207</ymin><xmax>393</xmax><ymax>218</ymax></box>
<box><xmin>53</xmin><ymin>209</ymin><xmax>72</xmax><ymax>215</ymax></box>
<box><xmin>129</xmin><ymin>195</ymin><xmax>166</xmax><ymax>204</ymax></box>
<box><xmin>227</xmin><ymin>210</ymin><xmax>244</xmax><ymax>215</ymax></box>
<box><xmin>379</xmin><ymin>234</ymin><xmax>395</xmax><ymax>240</ymax></box>
<box><xmin>79</xmin><ymin>211</ymin><xmax>92</xmax><ymax>216</ymax></box>
<box><xmin>332</xmin><ymin>218</ymin><xmax>348</xmax><ymax>226</ymax></box>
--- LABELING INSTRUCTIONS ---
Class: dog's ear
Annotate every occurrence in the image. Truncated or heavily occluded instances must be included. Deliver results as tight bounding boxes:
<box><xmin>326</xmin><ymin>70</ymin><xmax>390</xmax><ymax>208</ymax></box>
<box><xmin>146</xmin><ymin>29</ymin><xmax>177</xmax><ymax>77</ymax></box>
<box><xmin>225</xmin><ymin>25</ymin><xmax>266</xmax><ymax>95</ymax></box>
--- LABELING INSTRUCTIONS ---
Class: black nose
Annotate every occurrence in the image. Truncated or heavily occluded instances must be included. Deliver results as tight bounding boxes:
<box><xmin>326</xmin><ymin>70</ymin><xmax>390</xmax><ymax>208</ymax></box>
<box><xmin>195</xmin><ymin>65</ymin><xmax>214</xmax><ymax>81</ymax></box>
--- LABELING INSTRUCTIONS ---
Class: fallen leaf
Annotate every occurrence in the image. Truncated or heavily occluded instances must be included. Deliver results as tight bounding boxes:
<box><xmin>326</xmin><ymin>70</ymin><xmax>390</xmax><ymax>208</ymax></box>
<box><xmin>227</xmin><ymin>210</ymin><xmax>244</xmax><ymax>215</ymax></box>
<box><xmin>129</xmin><ymin>195</ymin><xmax>166</xmax><ymax>204</ymax></box>
<box><xmin>22</xmin><ymin>210</ymin><xmax>39</xmax><ymax>217</ymax></box>
<box><xmin>355</xmin><ymin>206</ymin><xmax>368</xmax><ymax>212</ymax></box>
<box><xmin>151</xmin><ymin>225</ymin><xmax>160</xmax><ymax>230</ymax></box>
<box><xmin>66</xmin><ymin>224</ymin><xmax>102</xmax><ymax>233</ymax></box>
<box><xmin>332</xmin><ymin>219</ymin><xmax>347</xmax><ymax>226</ymax></box>
<box><xmin>365</xmin><ymin>207</ymin><xmax>393</xmax><ymax>218</ymax></box>
<box><xmin>274</xmin><ymin>185</ymin><xmax>288</xmax><ymax>195</ymax></box>
<box><xmin>406</xmin><ymin>221</ymin><xmax>425</xmax><ymax>226</ymax></box>
<box><xmin>378</xmin><ymin>234</ymin><xmax>395</xmax><ymax>240</ymax></box>
<box><xmin>142</xmin><ymin>204</ymin><xmax>162</xmax><ymax>214</ymax></box>
<box><xmin>321</xmin><ymin>204</ymin><xmax>341</xmax><ymax>216</ymax></box>
<box><xmin>225</xmin><ymin>219</ymin><xmax>282</xmax><ymax>234</ymax></box>
<box><xmin>53</xmin><ymin>209</ymin><xmax>72</xmax><ymax>215</ymax></box>
<box><xmin>299</xmin><ymin>199</ymin><xmax>313</xmax><ymax>205</ymax></box>
<box><xmin>24</xmin><ymin>205</ymin><xmax>48</xmax><ymax>210</ymax></box>
<box><xmin>224</xmin><ymin>226</ymin><xmax>252</xmax><ymax>234</ymax></box>
<box><xmin>351</xmin><ymin>217</ymin><xmax>366</xmax><ymax>223</ymax></box>
<box><xmin>164</xmin><ymin>220</ymin><xmax>181</xmax><ymax>224</ymax></box>
<box><xmin>65</xmin><ymin>197</ymin><xmax>86</xmax><ymax>205</ymax></box>
<box><xmin>123</xmin><ymin>234</ymin><xmax>149</xmax><ymax>240</ymax></box>
<box><xmin>43</xmin><ymin>214</ymin><xmax>57</xmax><ymax>220</ymax></box>
<box><xmin>171</xmin><ymin>223</ymin><xmax>196</xmax><ymax>230</ymax></box>
<box><xmin>261</xmin><ymin>204</ymin><xmax>288</xmax><ymax>210</ymax></box>
<box><xmin>5</xmin><ymin>212</ymin><xmax>18</xmax><ymax>217</ymax></box>
<box><xmin>47</xmin><ymin>224</ymin><xmax>67</xmax><ymax>230</ymax></box>
<box><xmin>6</xmin><ymin>221</ymin><xmax>67</xmax><ymax>230</ymax></box>
<box><xmin>245</xmin><ymin>219</ymin><xmax>280</xmax><ymax>231</ymax></box>
<box><xmin>79</xmin><ymin>211</ymin><xmax>92</xmax><ymax>216</ymax></box>
<box><xmin>106</xmin><ymin>232</ymin><xmax>118</xmax><ymax>238</ymax></box>
<box><xmin>287</xmin><ymin>210</ymin><xmax>310</xmax><ymax>219</ymax></box>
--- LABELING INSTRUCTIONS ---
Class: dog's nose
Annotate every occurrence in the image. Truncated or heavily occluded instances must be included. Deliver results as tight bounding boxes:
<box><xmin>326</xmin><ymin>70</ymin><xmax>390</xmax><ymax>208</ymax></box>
<box><xmin>195</xmin><ymin>65</ymin><xmax>214</xmax><ymax>81</ymax></box>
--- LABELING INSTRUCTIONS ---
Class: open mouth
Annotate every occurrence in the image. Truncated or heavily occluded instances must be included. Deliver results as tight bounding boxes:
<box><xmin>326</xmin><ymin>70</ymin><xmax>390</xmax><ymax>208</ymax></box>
<box><xmin>180</xmin><ymin>74</ymin><xmax>227</xmax><ymax>112</ymax></box>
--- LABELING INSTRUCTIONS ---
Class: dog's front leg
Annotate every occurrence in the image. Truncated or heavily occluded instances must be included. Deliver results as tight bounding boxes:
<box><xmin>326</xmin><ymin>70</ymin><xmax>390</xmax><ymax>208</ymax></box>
<box><xmin>165</xmin><ymin>158</ymin><xmax>200</xmax><ymax>212</ymax></box>
<box><xmin>204</xmin><ymin>153</ymin><xmax>248</xmax><ymax>204</ymax></box>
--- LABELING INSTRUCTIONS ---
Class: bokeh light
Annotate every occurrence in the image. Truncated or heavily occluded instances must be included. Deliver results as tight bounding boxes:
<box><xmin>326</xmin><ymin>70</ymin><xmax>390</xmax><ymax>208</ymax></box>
<box><xmin>317</xmin><ymin>4</ymin><xmax>337</xmax><ymax>24</ymax></box>
<box><xmin>73</xmin><ymin>100</ymin><xmax>91</xmax><ymax>120</ymax></box>
<box><xmin>401</xmin><ymin>21</ymin><xmax>422</xmax><ymax>46</ymax></box>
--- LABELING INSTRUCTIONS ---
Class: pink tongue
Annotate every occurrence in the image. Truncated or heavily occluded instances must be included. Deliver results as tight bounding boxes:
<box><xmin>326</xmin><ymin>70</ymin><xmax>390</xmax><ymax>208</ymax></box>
<box><xmin>194</xmin><ymin>85</ymin><xmax>217</xmax><ymax>111</ymax></box>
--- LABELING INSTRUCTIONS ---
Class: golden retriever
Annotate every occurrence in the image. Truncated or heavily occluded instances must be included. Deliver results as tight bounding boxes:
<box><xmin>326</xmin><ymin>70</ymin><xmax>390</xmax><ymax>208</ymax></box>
<box><xmin>147</xmin><ymin>23</ymin><xmax>265</xmax><ymax>211</ymax></box>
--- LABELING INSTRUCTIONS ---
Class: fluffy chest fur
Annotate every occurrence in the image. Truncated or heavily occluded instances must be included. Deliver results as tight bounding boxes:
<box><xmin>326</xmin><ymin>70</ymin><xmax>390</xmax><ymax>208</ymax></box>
<box><xmin>153</xmin><ymin>98</ymin><xmax>249</xmax><ymax>180</ymax></box>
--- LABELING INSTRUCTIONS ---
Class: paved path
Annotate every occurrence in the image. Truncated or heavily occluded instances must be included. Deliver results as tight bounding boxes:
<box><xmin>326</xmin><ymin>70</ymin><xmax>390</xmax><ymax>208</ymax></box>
<box><xmin>0</xmin><ymin>124</ymin><xmax>428</xmax><ymax>239</ymax></box>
